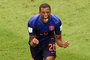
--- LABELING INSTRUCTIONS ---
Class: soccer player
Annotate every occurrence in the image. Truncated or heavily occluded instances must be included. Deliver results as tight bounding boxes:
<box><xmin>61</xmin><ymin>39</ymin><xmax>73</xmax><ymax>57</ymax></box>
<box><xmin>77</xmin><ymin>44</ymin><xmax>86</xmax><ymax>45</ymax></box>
<box><xmin>28</xmin><ymin>3</ymin><xmax>69</xmax><ymax>60</ymax></box>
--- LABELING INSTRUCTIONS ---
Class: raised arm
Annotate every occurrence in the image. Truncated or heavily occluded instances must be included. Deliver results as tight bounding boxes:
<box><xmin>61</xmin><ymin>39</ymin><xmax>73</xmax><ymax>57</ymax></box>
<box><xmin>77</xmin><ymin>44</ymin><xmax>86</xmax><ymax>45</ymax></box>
<box><xmin>54</xmin><ymin>19</ymin><xmax>69</xmax><ymax>48</ymax></box>
<box><xmin>28</xmin><ymin>19</ymin><xmax>39</xmax><ymax>47</ymax></box>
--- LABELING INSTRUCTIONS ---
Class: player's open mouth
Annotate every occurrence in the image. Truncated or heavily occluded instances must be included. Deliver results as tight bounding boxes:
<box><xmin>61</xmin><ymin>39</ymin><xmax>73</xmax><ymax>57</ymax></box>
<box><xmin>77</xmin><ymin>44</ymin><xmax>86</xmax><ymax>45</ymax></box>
<box><xmin>43</xmin><ymin>18</ymin><xmax>48</xmax><ymax>22</ymax></box>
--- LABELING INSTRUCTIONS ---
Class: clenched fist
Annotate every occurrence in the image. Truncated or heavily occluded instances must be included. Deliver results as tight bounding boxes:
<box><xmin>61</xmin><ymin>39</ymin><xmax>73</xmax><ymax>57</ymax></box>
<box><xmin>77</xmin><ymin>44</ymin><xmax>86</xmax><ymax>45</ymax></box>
<box><xmin>29</xmin><ymin>38</ymin><xmax>39</xmax><ymax>47</ymax></box>
<box><xmin>62</xmin><ymin>41</ymin><xmax>69</xmax><ymax>48</ymax></box>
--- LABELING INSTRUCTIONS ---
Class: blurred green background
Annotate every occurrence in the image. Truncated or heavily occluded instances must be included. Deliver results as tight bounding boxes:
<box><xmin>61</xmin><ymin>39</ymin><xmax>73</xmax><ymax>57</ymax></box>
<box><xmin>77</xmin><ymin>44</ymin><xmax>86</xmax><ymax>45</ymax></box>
<box><xmin>0</xmin><ymin>0</ymin><xmax>90</xmax><ymax>60</ymax></box>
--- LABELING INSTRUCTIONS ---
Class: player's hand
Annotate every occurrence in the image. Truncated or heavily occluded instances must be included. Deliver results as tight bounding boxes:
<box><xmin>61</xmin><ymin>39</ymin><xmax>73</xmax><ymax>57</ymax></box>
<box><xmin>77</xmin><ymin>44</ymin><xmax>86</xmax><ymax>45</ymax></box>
<box><xmin>62</xmin><ymin>41</ymin><xmax>69</xmax><ymax>48</ymax></box>
<box><xmin>29</xmin><ymin>38</ymin><xmax>39</xmax><ymax>47</ymax></box>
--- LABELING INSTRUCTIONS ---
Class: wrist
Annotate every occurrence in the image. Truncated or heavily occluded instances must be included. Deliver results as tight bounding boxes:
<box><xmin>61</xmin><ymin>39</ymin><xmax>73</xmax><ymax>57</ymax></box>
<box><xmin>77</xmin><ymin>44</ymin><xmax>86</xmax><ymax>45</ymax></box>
<box><xmin>58</xmin><ymin>41</ymin><xmax>65</xmax><ymax>47</ymax></box>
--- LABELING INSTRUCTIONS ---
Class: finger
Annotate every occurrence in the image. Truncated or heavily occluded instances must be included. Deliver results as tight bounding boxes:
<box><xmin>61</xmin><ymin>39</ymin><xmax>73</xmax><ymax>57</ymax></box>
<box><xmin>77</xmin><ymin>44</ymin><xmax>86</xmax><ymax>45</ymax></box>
<box><xmin>33</xmin><ymin>40</ymin><xmax>39</xmax><ymax>45</ymax></box>
<box><xmin>65</xmin><ymin>41</ymin><xmax>69</xmax><ymax>45</ymax></box>
<box><xmin>64</xmin><ymin>43</ymin><xmax>69</xmax><ymax>48</ymax></box>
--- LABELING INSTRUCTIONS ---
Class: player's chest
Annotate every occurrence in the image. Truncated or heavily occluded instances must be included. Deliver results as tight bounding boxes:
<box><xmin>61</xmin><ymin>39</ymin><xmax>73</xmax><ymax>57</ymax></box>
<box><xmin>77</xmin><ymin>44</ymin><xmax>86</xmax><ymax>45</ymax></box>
<box><xmin>36</xmin><ymin>23</ymin><xmax>55</xmax><ymax>32</ymax></box>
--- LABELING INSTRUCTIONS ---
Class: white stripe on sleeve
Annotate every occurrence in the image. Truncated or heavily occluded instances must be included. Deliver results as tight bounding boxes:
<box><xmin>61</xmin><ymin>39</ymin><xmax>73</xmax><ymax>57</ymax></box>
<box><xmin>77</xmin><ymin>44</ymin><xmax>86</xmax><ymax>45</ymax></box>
<box><xmin>28</xmin><ymin>27</ymin><xmax>33</xmax><ymax>33</ymax></box>
<box><xmin>60</xmin><ymin>25</ymin><xmax>62</xmax><ymax>31</ymax></box>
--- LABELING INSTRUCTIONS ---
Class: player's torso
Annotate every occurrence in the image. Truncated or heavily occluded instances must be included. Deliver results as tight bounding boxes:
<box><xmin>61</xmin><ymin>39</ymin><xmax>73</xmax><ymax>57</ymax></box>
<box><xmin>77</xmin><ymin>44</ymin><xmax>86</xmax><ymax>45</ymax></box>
<box><xmin>35</xmin><ymin>18</ymin><xmax>56</xmax><ymax>36</ymax></box>
<box><xmin>30</xmin><ymin>15</ymin><xmax>59</xmax><ymax>46</ymax></box>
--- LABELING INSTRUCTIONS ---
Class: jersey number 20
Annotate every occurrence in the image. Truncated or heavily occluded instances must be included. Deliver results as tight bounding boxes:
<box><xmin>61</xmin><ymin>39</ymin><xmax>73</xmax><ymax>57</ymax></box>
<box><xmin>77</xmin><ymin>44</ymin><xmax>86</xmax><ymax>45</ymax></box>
<box><xmin>48</xmin><ymin>44</ymin><xmax>56</xmax><ymax>51</ymax></box>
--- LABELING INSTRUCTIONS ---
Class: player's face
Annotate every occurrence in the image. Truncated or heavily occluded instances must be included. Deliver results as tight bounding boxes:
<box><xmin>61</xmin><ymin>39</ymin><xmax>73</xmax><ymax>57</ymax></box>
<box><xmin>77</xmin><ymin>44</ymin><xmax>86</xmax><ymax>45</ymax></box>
<box><xmin>39</xmin><ymin>7</ymin><xmax>51</xmax><ymax>24</ymax></box>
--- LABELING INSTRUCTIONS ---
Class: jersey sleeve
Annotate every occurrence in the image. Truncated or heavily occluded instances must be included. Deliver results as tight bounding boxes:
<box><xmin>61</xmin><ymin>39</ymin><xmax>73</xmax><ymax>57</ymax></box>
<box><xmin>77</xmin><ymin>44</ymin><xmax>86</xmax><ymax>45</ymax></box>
<box><xmin>55</xmin><ymin>19</ymin><xmax>62</xmax><ymax>35</ymax></box>
<box><xmin>28</xmin><ymin>17</ymin><xmax>36</xmax><ymax>36</ymax></box>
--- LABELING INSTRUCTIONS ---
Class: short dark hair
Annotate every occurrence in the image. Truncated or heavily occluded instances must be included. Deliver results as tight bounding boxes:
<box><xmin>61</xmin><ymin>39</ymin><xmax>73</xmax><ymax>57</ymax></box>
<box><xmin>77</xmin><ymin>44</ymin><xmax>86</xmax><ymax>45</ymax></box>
<box><xmin>39</xmin><ymin>3</ymin><xmax>51</xmax><ymax>11</ymax></box>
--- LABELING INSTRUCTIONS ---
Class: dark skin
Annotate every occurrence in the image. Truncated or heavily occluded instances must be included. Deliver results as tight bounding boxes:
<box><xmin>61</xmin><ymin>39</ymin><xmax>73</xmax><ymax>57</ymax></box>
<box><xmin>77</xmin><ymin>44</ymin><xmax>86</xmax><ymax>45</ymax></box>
<box><xmin>55</xmin><ymin>35</ymin><xmax>69</xmax><ymax>48</ymax></box>
<box><xmin>29</xmin><ymin>7</ymin><xmax>69</xmax><ymax>60</ymax></box>
<box><xmin>29</xmin><ymin>7</ymin><xmax>69</xmax><ymax>48</ymax></box>
<box><xmin>28</xmin><ymin>35</ymin><xmax>39</xmax><ymax>47</ymax></box>
<box><xmin>40</xmin><ymin>7</ymin><xmax>51</xmax><ymax>24</ymax></box>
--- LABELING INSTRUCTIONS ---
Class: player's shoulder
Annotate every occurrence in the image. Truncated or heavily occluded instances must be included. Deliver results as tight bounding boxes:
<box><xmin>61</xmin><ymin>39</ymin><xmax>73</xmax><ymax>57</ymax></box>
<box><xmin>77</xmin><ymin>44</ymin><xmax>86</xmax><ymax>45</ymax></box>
<box><xmin>28</xmin><ymin>14</ymin><xmax>40</xmax><ymax>26</ymax></box>
<box><xmin>28</xmin><ymin>14</ymin><xmax>40</xmax><ymax>23</ymax></box>
<box><xmin>51</xmin><ymin>14</ymin><xmax>62</xmax><ymax>24</ymax></box>
<box><xmin>28</xmin><ymin>14</ymin><xmax>40</xmax><ymax>27</ymax></box>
